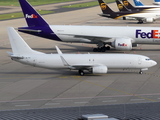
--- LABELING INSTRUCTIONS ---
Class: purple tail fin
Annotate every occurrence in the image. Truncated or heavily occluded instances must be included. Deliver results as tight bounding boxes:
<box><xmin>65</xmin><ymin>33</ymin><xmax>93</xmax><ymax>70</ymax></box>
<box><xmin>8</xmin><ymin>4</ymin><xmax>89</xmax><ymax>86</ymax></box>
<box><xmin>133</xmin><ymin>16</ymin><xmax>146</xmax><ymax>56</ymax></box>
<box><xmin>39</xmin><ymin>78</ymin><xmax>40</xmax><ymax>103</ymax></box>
<box><xmin>19</xmin><ymin>0</ymin><xmax>49</xmax><ymax>27</ymax></box>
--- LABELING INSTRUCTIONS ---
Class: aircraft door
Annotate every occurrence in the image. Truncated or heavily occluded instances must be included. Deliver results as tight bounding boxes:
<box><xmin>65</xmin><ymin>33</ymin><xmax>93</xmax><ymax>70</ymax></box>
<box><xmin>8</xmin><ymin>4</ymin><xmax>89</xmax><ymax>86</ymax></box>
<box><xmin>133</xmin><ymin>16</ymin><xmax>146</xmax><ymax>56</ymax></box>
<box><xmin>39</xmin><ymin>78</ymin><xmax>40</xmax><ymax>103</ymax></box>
<box><xmin>138</xmin><ymin>57</ymin><xmax>141</xmax><ymax>65</ymax></box>
<box><xmin>88</xmin><ymin>58</ymin><xmax>94</xmax><ymax>64</ymax></box>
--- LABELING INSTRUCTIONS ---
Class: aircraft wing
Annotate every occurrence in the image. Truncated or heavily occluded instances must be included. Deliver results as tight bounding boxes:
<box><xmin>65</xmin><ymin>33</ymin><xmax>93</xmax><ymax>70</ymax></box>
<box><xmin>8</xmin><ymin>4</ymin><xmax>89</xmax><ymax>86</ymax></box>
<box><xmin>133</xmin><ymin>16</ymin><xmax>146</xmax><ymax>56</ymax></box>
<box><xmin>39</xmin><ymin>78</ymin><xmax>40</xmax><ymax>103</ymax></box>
<box><xmin>60</xmin><ymin>55</ymin><xmax>105</xmax><ymax>70</ymax></box>
<box><xmin>70</xmin><ymin>64</ymin><xmax>106</xmax><ymax>70</ymax></box>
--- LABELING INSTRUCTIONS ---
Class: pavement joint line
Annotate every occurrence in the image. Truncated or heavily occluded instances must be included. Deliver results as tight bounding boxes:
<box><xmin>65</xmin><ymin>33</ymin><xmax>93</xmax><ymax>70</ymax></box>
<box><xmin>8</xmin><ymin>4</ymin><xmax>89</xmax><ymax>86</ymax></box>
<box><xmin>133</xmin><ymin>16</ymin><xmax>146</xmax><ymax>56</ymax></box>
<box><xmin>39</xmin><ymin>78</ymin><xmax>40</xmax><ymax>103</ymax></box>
<box><xmin>73</xmin><ymin>77</ymin><xmax>157</xmax><ymax>102</ymax></box>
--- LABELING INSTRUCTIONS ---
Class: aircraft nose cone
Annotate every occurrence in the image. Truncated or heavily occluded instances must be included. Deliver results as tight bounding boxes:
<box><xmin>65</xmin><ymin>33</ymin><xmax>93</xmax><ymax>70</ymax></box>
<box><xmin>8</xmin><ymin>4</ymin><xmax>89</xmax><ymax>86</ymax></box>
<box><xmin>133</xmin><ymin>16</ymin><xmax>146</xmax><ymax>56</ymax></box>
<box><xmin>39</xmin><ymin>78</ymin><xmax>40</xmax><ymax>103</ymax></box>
<box><xmin>152</xmin><ymin>60</ymin><xmax>157</xmax><ymax>66</ymax></box>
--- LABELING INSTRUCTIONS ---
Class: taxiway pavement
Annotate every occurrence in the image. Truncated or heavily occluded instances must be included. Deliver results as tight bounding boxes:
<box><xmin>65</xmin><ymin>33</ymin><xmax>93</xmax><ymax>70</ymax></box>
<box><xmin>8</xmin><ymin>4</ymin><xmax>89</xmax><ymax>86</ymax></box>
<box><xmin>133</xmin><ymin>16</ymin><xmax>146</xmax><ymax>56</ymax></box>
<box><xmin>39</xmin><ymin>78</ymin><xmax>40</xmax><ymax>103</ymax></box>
<box><xmin>0</xmin><ymin>0</ymin><xmax>160</xmax><ymax>110</ymax></box>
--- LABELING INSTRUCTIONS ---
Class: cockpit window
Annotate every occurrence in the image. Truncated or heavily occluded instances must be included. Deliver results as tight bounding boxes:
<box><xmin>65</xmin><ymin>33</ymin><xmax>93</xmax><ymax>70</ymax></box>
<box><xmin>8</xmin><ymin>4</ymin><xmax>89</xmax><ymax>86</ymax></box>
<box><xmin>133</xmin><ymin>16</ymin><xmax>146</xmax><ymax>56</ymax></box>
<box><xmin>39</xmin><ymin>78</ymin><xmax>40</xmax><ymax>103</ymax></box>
<box><xmin>145</xmin><ymin>58</ymin><xmax>150</xmax><ymax>61</ymax></box>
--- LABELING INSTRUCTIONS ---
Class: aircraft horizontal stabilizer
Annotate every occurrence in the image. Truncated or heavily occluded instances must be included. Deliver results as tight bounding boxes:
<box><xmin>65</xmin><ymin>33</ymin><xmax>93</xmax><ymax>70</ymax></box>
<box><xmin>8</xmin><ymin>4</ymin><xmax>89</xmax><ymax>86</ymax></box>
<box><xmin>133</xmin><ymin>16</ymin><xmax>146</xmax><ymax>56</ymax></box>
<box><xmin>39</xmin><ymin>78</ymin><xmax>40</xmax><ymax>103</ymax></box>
<box><xmin>7</xmin><ymin>52</ymin><xmax>23</xmax><ymax>59</ymax></box>
<box><xmin>18</xmin><ymin>29</ymin><xmax>42</xmax><ymax>33</ymax></box>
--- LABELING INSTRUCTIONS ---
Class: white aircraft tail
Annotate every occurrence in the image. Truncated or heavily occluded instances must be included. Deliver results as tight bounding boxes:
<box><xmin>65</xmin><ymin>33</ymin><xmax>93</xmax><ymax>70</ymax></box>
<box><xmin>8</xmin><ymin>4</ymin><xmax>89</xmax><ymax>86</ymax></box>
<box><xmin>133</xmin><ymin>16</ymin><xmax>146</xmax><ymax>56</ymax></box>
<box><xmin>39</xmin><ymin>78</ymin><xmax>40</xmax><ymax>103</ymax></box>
<box><xmin>7</xmin><ymin>27</ymin><xmax>43</xmax><ymax>55</ymax></box>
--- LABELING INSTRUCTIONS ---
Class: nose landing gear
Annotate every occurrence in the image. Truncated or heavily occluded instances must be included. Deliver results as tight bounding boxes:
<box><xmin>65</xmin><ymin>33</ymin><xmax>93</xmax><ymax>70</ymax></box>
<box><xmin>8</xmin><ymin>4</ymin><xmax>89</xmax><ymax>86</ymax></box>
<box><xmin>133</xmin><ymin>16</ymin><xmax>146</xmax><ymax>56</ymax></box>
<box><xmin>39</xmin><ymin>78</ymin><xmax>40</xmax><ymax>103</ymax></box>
<box><xmin>79</xmin><ymin>70</ymin><xmax>84</xmax><ymax>76</ymax></box>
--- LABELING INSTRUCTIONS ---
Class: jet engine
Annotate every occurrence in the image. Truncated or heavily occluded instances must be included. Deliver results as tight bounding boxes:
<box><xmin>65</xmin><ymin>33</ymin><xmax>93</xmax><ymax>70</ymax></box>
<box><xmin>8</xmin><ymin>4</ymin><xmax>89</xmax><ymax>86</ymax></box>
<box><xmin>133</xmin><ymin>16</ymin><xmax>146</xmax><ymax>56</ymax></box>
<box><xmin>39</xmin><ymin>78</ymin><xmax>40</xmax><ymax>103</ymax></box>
<box><xmin>145</xmin><ymin>18</ymin><xmax>154</xmax><ymax>23</ymax></box>
<box><xmin>111</xmin><ymin>38</ymin><xmax>132</xmax><ymax>50</ymax></box>
<box><xmin>91</xmin><ymin>66</ymin><xmax>108</xmax><ymax>74</ymax></box>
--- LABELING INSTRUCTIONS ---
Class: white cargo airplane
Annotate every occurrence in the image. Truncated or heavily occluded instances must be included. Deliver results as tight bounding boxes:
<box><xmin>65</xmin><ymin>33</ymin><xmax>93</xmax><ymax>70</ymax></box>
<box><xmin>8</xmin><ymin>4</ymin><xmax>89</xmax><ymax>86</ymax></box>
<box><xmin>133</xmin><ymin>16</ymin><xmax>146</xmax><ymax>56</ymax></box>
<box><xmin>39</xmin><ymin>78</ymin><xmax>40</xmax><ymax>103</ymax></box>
<box><xmin>7</xmin><ymin>27</ymin><xmax>157</xmax><ymax>75</ymax></box>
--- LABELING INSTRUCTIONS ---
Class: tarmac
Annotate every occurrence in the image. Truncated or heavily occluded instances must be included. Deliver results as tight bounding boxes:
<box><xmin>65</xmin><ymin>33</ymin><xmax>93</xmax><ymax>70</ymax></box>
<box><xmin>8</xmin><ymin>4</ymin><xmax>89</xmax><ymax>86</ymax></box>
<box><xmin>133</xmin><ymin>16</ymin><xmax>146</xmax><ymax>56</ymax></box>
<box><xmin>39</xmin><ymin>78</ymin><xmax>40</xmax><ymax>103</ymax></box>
<box><xmin>0</xmin><ymin>0</ymin><xmax>160</xmax><ymax>119</ymax></box>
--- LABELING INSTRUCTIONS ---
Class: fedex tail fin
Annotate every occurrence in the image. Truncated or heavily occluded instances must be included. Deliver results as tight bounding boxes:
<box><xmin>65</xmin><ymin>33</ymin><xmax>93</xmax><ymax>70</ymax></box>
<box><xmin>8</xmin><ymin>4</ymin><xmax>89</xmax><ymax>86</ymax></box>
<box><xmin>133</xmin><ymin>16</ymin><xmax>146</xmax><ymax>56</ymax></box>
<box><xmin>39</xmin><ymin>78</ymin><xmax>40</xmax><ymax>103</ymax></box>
<box><xmin>133</xmin><ymin>0</ymin><xmax>144</xmax><ymax>6</ymax></box>
<box><xmin>98</xmin><ymin>0</ymin><xmax>114</xmax><ymax>14</ymax></box>
<box><xmin>19</xmin><ymin>0</ymin><xmax>48</xmax><ymax>27</ymax></box>
<box><xmin>115</xmin><ymin>0</ymin><xmax>130</xmax><ymax>12</ymax></box>
<box><xmin>7</xmin><ymin>27</ymin><xmax>43</xmax><ymax>55</ymax></box>
<box><xmin>122</xmin><ymin>0</ymin><xmax>136</xmax><ymax>10</ymax></box>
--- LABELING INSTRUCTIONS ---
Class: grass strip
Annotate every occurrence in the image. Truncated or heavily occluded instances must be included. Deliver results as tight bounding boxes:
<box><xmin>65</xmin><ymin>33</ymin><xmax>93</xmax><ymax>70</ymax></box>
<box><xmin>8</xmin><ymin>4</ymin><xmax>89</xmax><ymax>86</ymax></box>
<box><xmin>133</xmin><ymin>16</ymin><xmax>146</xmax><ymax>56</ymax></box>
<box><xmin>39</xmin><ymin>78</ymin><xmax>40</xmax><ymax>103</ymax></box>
<box><xmin>0</xmin><ymin>0</ymin><xmax>74</xmax><ymax>6</ymax></box>
<box><xmin>0</xmin><ymin>10</ymin><xmax>54</xmax><ymax>21</ymax></box>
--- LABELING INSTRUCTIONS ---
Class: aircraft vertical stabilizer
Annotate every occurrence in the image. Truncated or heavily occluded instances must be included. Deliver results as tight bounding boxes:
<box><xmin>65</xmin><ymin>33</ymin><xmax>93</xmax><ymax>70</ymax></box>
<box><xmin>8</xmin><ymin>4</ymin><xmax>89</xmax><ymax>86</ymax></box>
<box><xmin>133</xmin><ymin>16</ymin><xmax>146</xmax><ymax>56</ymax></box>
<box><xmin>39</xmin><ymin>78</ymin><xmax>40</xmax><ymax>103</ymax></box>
<box><xmin>116</xmin><ymin>0</ymin><xmax>130</xmax><ymax>12</ymax></box>
<box><xmin>7</xmin><ymin>27</ymin><xmax>43</xmax><ymax>55</ymax></box>
<box><xmin>19</xmin><ymin>0</ymin><xmax>48</xmax><ymax>27</ymax></box>
<box><xmin>98</xmin><ymin>0</ymin><xmax>114</xmax><ymax>14</ymax></box>
<box><xmin>122</xmin><ymin>0</ymin><xmax>136</xmax><ymax>10</ymax></box>
<box><xmin>133</xmin><ymin>0</ymin><xmax>144</xmax><ymax>6</ymax></box>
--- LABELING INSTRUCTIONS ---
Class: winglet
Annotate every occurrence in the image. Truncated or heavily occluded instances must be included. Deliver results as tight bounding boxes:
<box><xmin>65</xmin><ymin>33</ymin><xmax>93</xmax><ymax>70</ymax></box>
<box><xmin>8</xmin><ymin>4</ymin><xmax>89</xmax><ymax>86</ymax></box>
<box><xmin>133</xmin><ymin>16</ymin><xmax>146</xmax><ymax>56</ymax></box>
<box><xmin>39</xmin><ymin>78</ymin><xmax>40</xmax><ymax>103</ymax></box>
<box><xmin>55</xmin><ymin>46</ymin><xmax>63</xmax><ymax>54</ymax></box>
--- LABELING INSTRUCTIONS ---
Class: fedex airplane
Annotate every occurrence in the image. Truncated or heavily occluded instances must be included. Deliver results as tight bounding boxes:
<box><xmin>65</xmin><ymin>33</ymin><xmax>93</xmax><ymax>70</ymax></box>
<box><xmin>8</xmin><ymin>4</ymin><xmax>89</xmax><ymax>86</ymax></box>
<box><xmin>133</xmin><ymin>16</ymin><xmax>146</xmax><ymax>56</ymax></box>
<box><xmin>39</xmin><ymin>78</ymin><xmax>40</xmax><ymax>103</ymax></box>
<box><xmin>18</xmin><ymin>0</ymin><xmax>160</xmax><ymax>52</ymax></box>
<box><xmin>7</xmin><ymin>27</ymin><xmax>157</xmax><ymax>75</ymax></box>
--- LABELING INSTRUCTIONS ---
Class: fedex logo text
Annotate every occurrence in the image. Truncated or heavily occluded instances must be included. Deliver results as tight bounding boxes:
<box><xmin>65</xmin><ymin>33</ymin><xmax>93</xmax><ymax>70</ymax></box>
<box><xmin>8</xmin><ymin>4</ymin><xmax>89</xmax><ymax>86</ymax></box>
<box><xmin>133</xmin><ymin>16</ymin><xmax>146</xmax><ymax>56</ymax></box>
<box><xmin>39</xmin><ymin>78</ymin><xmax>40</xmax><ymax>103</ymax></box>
<box><xmin>118</xmin><ymin>43</ymin><xmax>127</xmax><ymax>46</ymax></box>
<box><xmin>136</xmin><ymin>30</ymin><xmax>160</xmax><ymax>39</ymax></box>
<box><xmin>26</xmin><ymin>14</ymin><xmax>38</xmax><ymax>18</ymax></box>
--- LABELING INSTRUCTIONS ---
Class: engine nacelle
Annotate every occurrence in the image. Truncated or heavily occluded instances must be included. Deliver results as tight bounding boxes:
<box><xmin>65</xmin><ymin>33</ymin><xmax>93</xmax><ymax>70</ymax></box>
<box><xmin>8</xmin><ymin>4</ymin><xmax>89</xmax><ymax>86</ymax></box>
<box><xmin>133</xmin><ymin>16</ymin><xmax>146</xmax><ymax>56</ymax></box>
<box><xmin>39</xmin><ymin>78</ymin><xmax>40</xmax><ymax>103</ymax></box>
<box><xmin>145</xmin><ymin>18</ymin><xmax>154</xmax><ymax>23</ymax></box>
<box><xmin>92</xmin><ymin>66</ymin><xmax>108</xmax><ymax>74</ymax></box>
<box><xmin>111</xmin><ymin>38</ymin><xmax>132</xmax><ymax>50</ymax></box>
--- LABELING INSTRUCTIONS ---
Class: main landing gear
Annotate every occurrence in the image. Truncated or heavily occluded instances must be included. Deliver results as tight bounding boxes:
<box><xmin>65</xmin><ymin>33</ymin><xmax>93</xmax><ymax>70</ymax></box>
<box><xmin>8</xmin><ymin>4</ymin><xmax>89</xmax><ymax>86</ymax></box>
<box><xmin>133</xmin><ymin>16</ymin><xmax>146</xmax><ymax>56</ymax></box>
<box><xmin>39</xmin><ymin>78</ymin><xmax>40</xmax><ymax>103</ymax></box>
<box><xmin>137</xmin><ymin>20</ymin><xmax>143</xmax><ymax>24</ymax></box>
<box><xmin>79</xmin><ymin>70</ymin><xmax>84</xmax><ymax>76</ymax></box>
<box><xmin>93</xmin><ymin>42</ymin><xmax>110</xmax><ymax>52</ymax></box>
<box><xmin>139</xmin><ymin>71</ymin><xmax>143</xmax><ymax>74</ymax></box>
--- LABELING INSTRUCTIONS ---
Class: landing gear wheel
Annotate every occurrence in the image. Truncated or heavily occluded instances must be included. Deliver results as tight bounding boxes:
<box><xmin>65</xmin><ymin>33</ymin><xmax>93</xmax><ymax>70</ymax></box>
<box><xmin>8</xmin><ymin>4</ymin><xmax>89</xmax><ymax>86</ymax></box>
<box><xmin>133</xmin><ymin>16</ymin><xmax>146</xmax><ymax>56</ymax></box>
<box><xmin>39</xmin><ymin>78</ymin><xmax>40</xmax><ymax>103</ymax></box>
<box><xmin>101</xmin><ymin>47</ymin><xmax>106</xmax><ymax>52</ymax></box>
<box><xmin>106</xmin><ymin>46</ymin><xmax>110</xmax><ymax>50</ymax></box>
<box><xmin>79</xmin><ymin>70</ymin><xmax>84</xmax><ymax>76</ymax></box>
<box><xmin>139</xmin><ymin>71</ymin><xmax>143</xmax><ymax>74</ymax></box>
<box><xmin>93</xmin><ymin>48</ymin><xmax>98</xmax><ymax>52</ymax></box>
<box><xmin>137</xmin><ymin>21</ymin><xmax>143</xmax><ymax>24</ymax></box>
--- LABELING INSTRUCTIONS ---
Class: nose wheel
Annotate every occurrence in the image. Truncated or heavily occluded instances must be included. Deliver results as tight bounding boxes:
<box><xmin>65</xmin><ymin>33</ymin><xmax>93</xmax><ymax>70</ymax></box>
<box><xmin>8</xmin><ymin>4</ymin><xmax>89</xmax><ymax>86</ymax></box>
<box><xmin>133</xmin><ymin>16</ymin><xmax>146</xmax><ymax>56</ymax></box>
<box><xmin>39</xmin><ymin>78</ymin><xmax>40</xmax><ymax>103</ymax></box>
<box><xmin>139</xmin><ymin>71</ymin><xmax>143</xmax><ymax>74</ymax></box>
<box><xmin>79</xmin><ymin>70</ymin><xmax>84</xmax><ymax>76</ymax></box>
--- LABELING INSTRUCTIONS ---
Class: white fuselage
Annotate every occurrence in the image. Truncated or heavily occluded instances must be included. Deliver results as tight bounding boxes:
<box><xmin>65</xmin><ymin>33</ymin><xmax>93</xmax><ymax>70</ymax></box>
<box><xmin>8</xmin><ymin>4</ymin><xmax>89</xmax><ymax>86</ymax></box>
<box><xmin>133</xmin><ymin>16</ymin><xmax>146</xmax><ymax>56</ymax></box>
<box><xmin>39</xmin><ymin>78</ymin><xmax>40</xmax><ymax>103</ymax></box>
<box><xmin>153</xmin><ymin>2</ymin><xmax>160</xmax><ymax>5</ymax></box>
<box><xmin>51</xmin><ymin>25</ymin><xmax>160</xmax><ymax>44</ymax></box>
<box><xmin>13</xmin><ymin>54</ymin><xmax>156</xmax><ymax>70</ymax></box>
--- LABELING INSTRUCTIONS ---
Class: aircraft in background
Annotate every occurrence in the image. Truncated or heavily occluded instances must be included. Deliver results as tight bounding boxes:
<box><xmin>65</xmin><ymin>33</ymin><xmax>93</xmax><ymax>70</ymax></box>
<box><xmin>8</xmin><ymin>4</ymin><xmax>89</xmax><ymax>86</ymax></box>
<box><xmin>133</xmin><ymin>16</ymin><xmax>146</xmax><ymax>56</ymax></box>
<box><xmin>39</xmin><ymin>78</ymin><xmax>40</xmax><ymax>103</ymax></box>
<box><xmin>99</xmin><ymin>0</ymin><xmax>160</xmax><ymax>23</ymax></box>
<box><xmin>153</xmin><ymin>0</ymin><xmax>160</xmax><ymax>5</ymax></box>
<box><xmin>121</xmin><ymin>0</ymin><xmax>160</xmax><ymax>10</ymax></box>
<box><xmin>7</xmin><ymin>27</ymin><xmax>157</xmax><ymax>75</ymax></box>
<box><xmin>133</xmin><ymin>0</ymin><xmax>144</xmax><ymax>6</ymax></box>
<box><xmin>18</xmin><ymin>0</ymin><xmax>160</xmax><ymax>52</ymax></box>
<box><xmin>133</xmin><ymin>0</ymin><xmax>160</xmax><ymax>6</ymax></box>
<box><xmin>115</xmin><ymin>0</ymin><xmax>160</xmax><ymax>23</ymax></box>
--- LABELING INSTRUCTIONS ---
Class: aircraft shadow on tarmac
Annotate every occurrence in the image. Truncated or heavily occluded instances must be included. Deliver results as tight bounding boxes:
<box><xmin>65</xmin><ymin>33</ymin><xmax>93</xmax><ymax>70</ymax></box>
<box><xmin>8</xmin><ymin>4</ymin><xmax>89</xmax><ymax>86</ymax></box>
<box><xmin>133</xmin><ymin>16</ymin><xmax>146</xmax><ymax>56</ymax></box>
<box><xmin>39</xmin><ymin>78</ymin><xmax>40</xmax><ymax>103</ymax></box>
<box><xmin>0</xmin><ymin>69</ymin><xmax>138</xmax><ymax>76</ymax></box>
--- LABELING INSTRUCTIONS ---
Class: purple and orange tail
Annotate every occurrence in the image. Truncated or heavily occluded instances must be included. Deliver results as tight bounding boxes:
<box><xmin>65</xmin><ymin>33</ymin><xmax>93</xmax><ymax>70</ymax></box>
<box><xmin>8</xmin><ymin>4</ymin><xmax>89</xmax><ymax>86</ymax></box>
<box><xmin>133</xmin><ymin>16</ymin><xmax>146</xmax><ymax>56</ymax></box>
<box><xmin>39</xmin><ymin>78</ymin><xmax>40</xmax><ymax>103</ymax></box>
<box><xmin>19</xmin><ymin>0</ymin><xmax>49</xmax><ymax>27</ymax></box>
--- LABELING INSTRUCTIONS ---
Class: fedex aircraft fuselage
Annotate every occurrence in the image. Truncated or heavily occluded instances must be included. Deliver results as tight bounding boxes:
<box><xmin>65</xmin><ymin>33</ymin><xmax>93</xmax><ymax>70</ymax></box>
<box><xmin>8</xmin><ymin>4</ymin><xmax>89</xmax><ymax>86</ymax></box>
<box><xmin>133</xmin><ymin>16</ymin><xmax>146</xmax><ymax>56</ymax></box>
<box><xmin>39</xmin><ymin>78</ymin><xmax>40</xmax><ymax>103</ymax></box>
<box><xmin>49</xmin><ymin>25</ymin><xmax>160</xmax><ymax>44</ymax></box>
